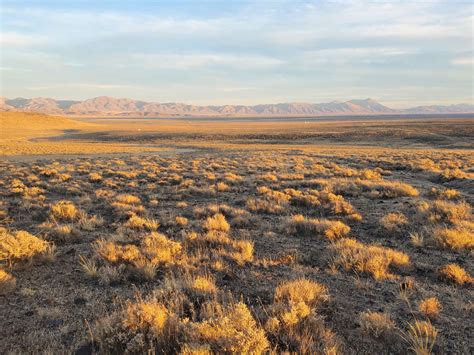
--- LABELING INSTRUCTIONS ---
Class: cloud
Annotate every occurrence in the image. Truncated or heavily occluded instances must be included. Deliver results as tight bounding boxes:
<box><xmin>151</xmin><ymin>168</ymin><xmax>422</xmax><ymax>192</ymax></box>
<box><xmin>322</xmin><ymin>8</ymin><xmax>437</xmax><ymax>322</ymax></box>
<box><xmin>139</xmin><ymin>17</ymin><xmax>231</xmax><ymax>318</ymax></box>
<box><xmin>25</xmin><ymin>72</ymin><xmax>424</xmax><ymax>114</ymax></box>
<box><xmin>0</xmin><ymin>32</ymin><xmax>46</xmax><ymax>46</ymax></box>
<box><xmin>131</xmin><ymin>53</ymin><xmax>283</xmax><ymax>70</ymax></box>
<box><xmin>451</xmin><ymin>57</ymin><xmax>473</xmax><ymax>66</ymax></box>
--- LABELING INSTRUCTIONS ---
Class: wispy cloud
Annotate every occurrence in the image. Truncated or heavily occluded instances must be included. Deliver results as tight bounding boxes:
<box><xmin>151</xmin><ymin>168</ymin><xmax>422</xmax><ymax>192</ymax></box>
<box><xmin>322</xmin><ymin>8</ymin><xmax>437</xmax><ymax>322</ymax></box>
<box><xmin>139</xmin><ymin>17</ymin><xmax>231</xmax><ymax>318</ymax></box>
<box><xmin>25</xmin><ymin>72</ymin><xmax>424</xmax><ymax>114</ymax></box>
<box><xmin>1</xmin><ymin>1</ymin><xmax>472</xmax><ymax>105</ymax></box>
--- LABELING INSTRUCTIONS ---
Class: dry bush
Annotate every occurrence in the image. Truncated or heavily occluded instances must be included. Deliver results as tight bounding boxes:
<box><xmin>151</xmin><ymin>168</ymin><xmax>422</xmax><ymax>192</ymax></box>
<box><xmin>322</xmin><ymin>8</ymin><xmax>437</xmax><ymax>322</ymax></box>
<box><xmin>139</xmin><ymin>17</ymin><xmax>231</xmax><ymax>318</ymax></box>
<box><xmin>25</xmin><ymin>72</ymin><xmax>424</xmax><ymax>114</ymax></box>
<box><xmin>0</xmin><ymin>268</ymin><xmax>16</xmax><ymax>295</ymax></box>
<box><xmin>175</xmin><ymin>216</ymin><xmax>189</xmax><ymax>226</ymax></box>
<box><xmin>96</xmin><ymin>289</ymin><xmax>268</xmax><ymax>354</ymax></box>
<box><xmin>432</xmin><ymin>225</ymin><xmax>473</xmax><ymax>251</ymax></box>
<box><xmin>438</xmin><ymin>264</ymin><xmax>473</xmax><ymax>285</ymax></box>
<box><xmin>188</xmin><ymin>302</ymin><xmax>269</xmax><ymax>353</ymax></box>
<box><xmin>440</xmin><ymin>168</ymin><xmax>468</xmax><ymax>181</ymax></box>
<box><xmin>124</xmin><ymin>214</ymin><xmax>159</xmax><ymax>231</ymax></box>
<box><xmin>268</xmin><ymin>279</ymin><xmax>338</xmax><ymax>353</ymax></box>
<box><xmin>274</xmin><ymin>279</ymin><xmax>329</xmax><ymax>307</ymax></box>
<box><xmin>417</xmin><ymin>200</ymin><xmax>471</xmax><ymax>225</ymax></box>
<box><xmin>50</xmin><ymin>200</ymin><xmax>78</xmax><ymax>221</ymax></box>
<box><xmin>88</xmin><ymin>172</ymin><xmax>102</xmax><ymax>182</ymax></box>
<box><xmin>93</xmin><ymin>233</ymin><xmax>182</xmax><ymax>280</ymax></box>
<box><xmin>402</xmin><ymin>320</ymin><xmax>437</xmax><ymax>355</ymax></box>
<box><xmin>380</xmin><ymin>212</ymin><xmax>409</xmax><ymax>236</ymax></box>
<box><xmin>203</xmin><ymin>214</ymin><xmax>230</xmax><ymax>232</ymax></box>
<box><xmin>187</xmin><ymin>275</ymin><xmax>217</xmax><ymax>297</ymax></box>
<box><xmin>331</xmin><ymin>238</ymin><xmax>410</xmax><ymax>279</ymax></box>
<box><xmin>216</xmin><ymin>182</ymin><xmax>230</xmax><ymax>191</ymax></box>
<box><xmin>418</xmin><ymin>298</ymin><xmax>441</xmax><ymax>319</ymax></box>
<box><xmin>0</xmin><ymin>229</ymin><xmax>51</xmax><ymax>266</ymax></box>
<box><xmin>429</xmin><ymin>187</ymin><xmax>460</xmax><ymax>200</ymax></box>
<box><xmin>359</xmin><ymin>311</ymin><xmax>395</xmax><ymax>338</ymax></box>
<box><xmin>230</xmin><ymin>239</ymin><xmax>254</xmax><ymax>264</ymax></box>
<box><xmin>246</xmin><ymin>197</ymin><xmax>286</xmax><ymax>214</ymax></box>
<box><xmin>358</xmin><ymin>180</ymin><xmax>419</xmax><ymax>198</ymax></box>
<box><xmin>284</xmin><ymin>215</ymin><xmax>350</xmax><ymax>240</ymax></box>
<box><xmin>112</xmin><ymin>194</ymin><xmax>145</xmax><ymax>215</ymax></box>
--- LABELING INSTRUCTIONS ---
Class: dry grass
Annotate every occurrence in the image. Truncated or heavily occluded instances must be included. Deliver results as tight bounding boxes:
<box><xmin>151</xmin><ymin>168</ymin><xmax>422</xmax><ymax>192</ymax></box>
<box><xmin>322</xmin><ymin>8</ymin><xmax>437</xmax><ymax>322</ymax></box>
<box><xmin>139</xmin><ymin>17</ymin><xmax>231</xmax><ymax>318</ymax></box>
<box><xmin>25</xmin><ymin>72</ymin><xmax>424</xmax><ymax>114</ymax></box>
<box><xmin>359</xmin><ymin>311</ymin><xmax>395</xmax><ymax>338</ymax></box>
<box><xmin>0</xmin><ymin>268</ymin><xmax>16</xmax><ymax>295</ymax></box>
<box><xmin>0</xmin><ymin>229</ymin><xmax>51</xmax><ymax>266</ymax></box>
<box><xmin>284</xmin><ymin>214</ymin><xmax>350</xmax><ymax>240</ymax></box>
<box><xmin>439</xmin><ymin>264</ymin><xmax>473</xmax><ymax>285</ymax></box>
<box><xmin>331</xmin><ymin>238</ymin><xmax>410</xmax><ymax>279</ymax></box>
<box><xmin>203</xmin><ymin>213</ymin><xmax>230</xmax><ymax>232</ymax></box>
<box><xmin>418</xmin><ymin>298</ymin><xmax>441</xmax><ymax>319</ymax></box>
<box><xmin>402</xmin><ymin>320</ymin><xmax>438</xmax><ymax>355</ymax></box>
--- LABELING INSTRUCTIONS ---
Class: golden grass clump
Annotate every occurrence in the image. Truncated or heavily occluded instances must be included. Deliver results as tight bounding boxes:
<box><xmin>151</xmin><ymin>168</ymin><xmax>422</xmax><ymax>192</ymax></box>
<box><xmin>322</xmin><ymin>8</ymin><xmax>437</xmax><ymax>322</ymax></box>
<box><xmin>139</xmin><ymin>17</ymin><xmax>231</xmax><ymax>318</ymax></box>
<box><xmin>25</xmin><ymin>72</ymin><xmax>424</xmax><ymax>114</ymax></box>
<box><xmin>380</xmin><ymin>212</ymin><xmax>409</xmax><ymax>236</ymax></box>
<box><xmin>124</xmin><ymin>213</ymin><xmax>159</xmax><ymax>231</ymax></box>
<box><xmin>403</xmin><ymin>320</ymin><xmax>438</xmax><ymax>355</ymax></box>
<box><xmin>203</xmin><ymin>213</ymin><xmax>230</xmax><ymax>232</ymax></box>
<box><xmin>331</xmin><ymin>238</ymin><xmax>410</xmax><ymax>279</ymax></box>
<box><xmin>359</xmin><ymin>311</ymin><xmax>395</xmax><ymax>338</ymax></box>
<box><xmin>0</xmin><ymin>229</ymin><xmax>50</xmax><ymax>265</ymax></box>
<box><xmin>418</xmin><ymin>298</ymin><xmax>441</xmax><ymax>319</ymax></box>
<box><xmin>0</xmin><ymin>268</ymin><xmax>16</xmax><ymax>295</ymax></box>
<box><xmin>429</xmin><ymin>187</ymin><xmax>459</xmax><ymax>200</ymax></box>
<box><xmin>285</xmin><ymin>214</ymin><xmax>350</xmax><ymax>240</ymax></box>
<box><xmin>50</xmin><ymin>200</ymin><xmax>78</xmax><ymax>221</ymax></box>
<box><xmin>432</xmin><ymin>225</ymin><xmax>474</xmax><ymax>251</ymax></box>
<box><xmin>123</xmin><ymin>300</ymin><xmax>169</xmax><ymax>335</ymax></box>
<box><xmin>417</xmin><ymin>200</ymin><xmax>471</xmax><ymax>225</ymax></box>
<box><xmin>188</xmin><ymin>302</ymin><xmax>269</xmax><ymax>353</ymax></box>
<box><xmin>188</xmin><ymin>275</ymin><xmax>217</xmax><ymax>296</ymax></box>
<box><xmin>438</xmin><ymin>263</ymin><xmax>473</xmax><ymax>285</ymax></box>
<box><xmin>94</xmin><ymin>233</ymin><xmax>182</xmax><ymax>272</ymax></box>
<box><xmin>88</xmin><ymin>172</ymin><xmax>103</xmax><ymax>182</ymax></box>
<box><xmin>274</xmin><ymin>279</ymin><xmax>329</xmax><ymax>307</ymax></box>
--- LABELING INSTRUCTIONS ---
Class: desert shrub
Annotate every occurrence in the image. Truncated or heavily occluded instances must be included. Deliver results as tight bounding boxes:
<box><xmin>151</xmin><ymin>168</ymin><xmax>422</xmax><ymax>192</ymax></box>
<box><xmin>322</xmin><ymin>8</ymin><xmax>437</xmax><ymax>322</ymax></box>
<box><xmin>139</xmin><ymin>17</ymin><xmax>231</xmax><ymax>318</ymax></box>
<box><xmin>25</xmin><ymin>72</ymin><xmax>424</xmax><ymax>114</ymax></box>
<box><xmin>439</xmin><ymin>264</ymin><xmax>473</xmax><ymax>285</ymax></box>
<box><xmin>274</xmin><ymin>279</ymin><xmax>329</xmax><ymax>308</ymax></box>
<box><xmin>175</xmin><ymin>216</ymin><xmax>189</xmax><ymax>226</ymax></box>
<box><xmin>440</xmin><ymin>168</ymin><xmax>468</xmax><ymax>181</ymax></box>
<box><xmin>246</xmin><ymin>197</ymin><xmax>286</xmax><ymax>214</ymax></box>
<box><xmin>380</xmin><ymin>212</ymin><xmax>409</xmax><ymax>236</ymax></box>
<box><xmin>331</xmin><ymin>238</ymin><xmax>410</xmax><ymax>279</ymax></box>
<box><xmin>124</xmin><ymin>214</ymin><xmax>159</xmax><ymax>231</ymax></box>
<box><xmin>230</xmin><ymin>240</ymin><xmax>254</xmax><ymax>264</ymax></box>
<box><xmin>432</xmin><ymin>225</ymin><xmax>473</xmax><ymax>251</ymax></box>
<box><xmin>402</xmin><ymin>320</ymin><xmax>437</xmax><ymax>355</ymax></box>
<box><xmin>358</xmin><ymin>180</ymin><xmax>419</xmax><ymax>198</ymax></box>
<box><xmin>0</xmin><ymin>229</ymin><xmax>50</xmax><ymax>265</ymax></box>
<box><xmin>112</xmin><ymin>194</ymin><xmax>145</xmax><ymax>215</ymax></box>
<box><xmin>359</xmin><ymin>311</ymin><xmax>395</xmax><ymax>338</ymax></box>
<box><xmin>50</xmin><ymin>200</ymin><xmax>78</xmax><ymax>221</ymax></box>
<box><xmin>216</xmin><ymin>182</ymin><xmax>230</xmax><ymax>191</ymax></box>
<box><xmin>187</xmin><ymin>275</ymin><xmax>217</xmax><ymax>296</ymax></box>
<box><xmin>203</xmin><ymin>214</ymin><xmax>230</xmax><ymax>232</ymax></box>
<box><xmin>0</xmin><ymin>269</ymin><xmax>16</xmax><ymax>295</ymax></box>
<box><xmin>285</xmin><ymin>215</ymin><xmax>350</xmax><ymax>240</ymax></box>
<box><xmin>429</xmin><ymin>187</ymin><xmax>459</xmax><ymax>200</ymax></box>
<box><xmin>268</xmin><ymin>279</ymin><xmax>338</xmax><ymax>353</ymax></box>
<box><xmin>93</xmin><ymin>233</ymin><xmax>182</xmax><ymax>278</ymax></box>
<box><xmin>88</xmin><ymin>172</ymin><xmax>103</xmax><ymax>182</ymax></box>
<box><xmin>417</xmin><ymin>200</ymin><xmax>471</xmax><ymax>225</ymax></box>
<box><xmin>418</xmin><ymin>298</ymin><xmax>441</xmax><ymax>319</ymax></box>
<box><xmin>187</xmin><ymin>302</ymin><xmax>269</xmax><ymax>353</ymax></box>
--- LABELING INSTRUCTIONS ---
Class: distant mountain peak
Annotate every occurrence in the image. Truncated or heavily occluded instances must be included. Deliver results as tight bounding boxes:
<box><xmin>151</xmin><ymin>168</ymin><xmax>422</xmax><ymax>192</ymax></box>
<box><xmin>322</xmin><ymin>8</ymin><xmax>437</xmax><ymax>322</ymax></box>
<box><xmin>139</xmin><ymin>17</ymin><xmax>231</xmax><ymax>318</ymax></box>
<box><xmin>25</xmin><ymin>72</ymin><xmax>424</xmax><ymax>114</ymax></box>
<box><xmin>1</xmin><ymin>96</ymin><xmax>473</xmax><ymax>117</ymax></box>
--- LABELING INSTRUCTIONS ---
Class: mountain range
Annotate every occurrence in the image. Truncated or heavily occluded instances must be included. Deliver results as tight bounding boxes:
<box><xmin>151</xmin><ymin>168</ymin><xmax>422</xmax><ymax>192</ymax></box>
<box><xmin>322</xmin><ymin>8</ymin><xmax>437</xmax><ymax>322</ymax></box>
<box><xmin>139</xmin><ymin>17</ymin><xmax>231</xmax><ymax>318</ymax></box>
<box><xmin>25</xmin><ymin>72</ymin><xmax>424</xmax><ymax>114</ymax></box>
<box><xmin>1</xmin><ymin>96</ymin><xmax>473</xmax><ymax>117</ymax></box>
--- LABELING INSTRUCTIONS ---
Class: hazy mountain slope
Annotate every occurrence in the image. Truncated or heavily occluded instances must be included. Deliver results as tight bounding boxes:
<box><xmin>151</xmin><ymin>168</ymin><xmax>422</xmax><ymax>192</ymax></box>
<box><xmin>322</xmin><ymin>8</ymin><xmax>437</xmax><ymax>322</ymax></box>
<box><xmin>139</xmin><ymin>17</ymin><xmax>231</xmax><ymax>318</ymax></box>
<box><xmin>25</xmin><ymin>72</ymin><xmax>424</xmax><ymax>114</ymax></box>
<box><xmin>1</xmin><ymin>96</ymin><xmax>473</xmax><ymax>117</ymax></box>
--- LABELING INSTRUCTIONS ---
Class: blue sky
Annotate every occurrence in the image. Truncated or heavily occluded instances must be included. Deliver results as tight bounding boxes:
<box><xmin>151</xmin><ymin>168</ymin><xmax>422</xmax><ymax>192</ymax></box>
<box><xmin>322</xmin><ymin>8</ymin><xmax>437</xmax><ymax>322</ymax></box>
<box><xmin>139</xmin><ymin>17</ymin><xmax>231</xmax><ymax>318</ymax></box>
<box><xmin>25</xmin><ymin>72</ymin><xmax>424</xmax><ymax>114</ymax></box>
<box><xmin>1</xmin><ymin>0</ymin><xmax>472</xmax><ymax>107</ymax></box>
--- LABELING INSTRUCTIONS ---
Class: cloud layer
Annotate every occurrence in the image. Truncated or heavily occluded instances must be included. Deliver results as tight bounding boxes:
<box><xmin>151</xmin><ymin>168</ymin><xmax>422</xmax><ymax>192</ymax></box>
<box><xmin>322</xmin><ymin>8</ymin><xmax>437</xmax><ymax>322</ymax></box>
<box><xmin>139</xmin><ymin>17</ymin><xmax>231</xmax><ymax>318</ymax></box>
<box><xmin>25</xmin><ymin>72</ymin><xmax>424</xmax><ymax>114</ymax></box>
<box><xmin>1</xmin><ymin>0</ymin><xmax>472</xmax><ymax>106</ymax></box>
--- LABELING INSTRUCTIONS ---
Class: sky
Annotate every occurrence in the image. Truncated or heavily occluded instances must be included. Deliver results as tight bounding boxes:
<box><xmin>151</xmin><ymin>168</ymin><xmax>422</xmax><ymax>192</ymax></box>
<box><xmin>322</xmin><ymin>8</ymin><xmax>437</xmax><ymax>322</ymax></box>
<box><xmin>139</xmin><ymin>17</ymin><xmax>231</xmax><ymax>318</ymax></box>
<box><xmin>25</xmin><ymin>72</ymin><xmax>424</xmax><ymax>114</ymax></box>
<box><xmin>0</xmin><ymin>0</ymin><xmax>473</xmax><ymax>107</ymax></box>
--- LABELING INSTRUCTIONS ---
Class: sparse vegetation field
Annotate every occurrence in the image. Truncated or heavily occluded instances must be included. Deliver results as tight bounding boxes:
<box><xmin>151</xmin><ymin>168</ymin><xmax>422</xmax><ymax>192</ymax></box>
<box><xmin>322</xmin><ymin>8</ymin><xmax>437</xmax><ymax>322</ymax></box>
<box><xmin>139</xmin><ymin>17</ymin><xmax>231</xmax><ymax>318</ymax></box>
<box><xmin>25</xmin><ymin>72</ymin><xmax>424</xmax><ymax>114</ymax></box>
<box><xmin>0</xmin><ymin>112</ymin><xmax>473</xmax><ymax>353</ymax></box>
